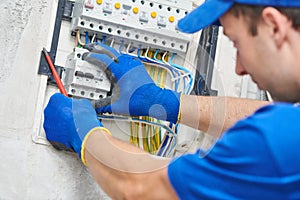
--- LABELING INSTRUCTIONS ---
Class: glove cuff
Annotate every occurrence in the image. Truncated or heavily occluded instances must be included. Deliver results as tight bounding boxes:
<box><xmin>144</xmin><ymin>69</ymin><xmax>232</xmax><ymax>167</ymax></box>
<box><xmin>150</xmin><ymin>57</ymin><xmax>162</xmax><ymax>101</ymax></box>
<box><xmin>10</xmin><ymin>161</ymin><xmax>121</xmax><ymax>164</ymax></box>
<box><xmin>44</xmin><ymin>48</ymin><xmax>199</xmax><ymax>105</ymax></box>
<box><xmin>157</xmin><ymin>89</ymin><xmax>182</xmax><ymax>124</ymax></box>
<box><xmin>176</xmin><ymin>93</ymin><xmax>183</xmax><ymax>124</ymax></box>
<box><xmin>81</xmin><ymin>127</ymin><xmax>112</xmax><ymax>166</ymax></box>
<box><xmin>129</xmin><ymin>85</ymin><xmax>182</xmax><ymax>124</ymax></box>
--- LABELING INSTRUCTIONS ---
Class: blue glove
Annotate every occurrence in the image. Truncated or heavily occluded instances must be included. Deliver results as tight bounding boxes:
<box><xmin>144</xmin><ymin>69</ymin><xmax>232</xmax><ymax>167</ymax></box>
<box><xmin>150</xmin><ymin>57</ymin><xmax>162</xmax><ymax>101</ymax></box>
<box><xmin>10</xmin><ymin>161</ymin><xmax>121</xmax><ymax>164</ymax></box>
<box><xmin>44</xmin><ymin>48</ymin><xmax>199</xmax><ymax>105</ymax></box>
<box><xmin>43</xmin><ymin>93</ymin><xmax>106</xmax><ymax>163</ymax></box>
<box><xmin>83</xmin><ymin>43</ymin><xmax>181</xmax><ymax>124</ymax></box>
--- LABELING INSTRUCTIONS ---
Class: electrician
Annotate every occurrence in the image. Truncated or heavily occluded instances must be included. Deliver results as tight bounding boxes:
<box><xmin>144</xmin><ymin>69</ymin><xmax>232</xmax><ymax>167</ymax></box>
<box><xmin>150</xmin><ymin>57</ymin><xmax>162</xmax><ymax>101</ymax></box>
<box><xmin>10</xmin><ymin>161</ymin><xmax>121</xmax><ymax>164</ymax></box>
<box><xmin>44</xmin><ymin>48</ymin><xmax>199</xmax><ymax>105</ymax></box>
<box><xmin>44</xmin><ymin>0</ymin><xmax>300</xmax><ymax>199</ymax></box>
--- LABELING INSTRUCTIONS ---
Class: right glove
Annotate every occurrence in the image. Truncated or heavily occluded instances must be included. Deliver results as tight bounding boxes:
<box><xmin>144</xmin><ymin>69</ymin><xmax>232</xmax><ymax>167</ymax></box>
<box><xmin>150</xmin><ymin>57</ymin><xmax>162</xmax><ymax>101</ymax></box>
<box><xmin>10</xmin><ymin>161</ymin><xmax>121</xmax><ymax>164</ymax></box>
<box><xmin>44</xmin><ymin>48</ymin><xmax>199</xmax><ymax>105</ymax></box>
<box><xmin>43</xmin><ymin>93</ymin><xmax>111</xmax><ymax>165</ymax></box>
<box><xmin>83</xmin><ymin>43</ymin><xmax>182</xmax><ymax>124</ymax></box>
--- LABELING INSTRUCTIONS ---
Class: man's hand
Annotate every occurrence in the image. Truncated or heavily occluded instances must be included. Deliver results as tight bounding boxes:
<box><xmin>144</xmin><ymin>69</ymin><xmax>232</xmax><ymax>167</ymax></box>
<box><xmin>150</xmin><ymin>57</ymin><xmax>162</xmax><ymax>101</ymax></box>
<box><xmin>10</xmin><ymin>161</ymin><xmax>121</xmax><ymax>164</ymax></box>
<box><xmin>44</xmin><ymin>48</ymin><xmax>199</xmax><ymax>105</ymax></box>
<box><xmin>83</xmin><ymin>43</ymin><xmax>181</xmax><ymax>124</ymax></box>
<box><xmin>43</xmin><ymin>93</ymin><xmax>106</xmax><ymax>163</ymax></box>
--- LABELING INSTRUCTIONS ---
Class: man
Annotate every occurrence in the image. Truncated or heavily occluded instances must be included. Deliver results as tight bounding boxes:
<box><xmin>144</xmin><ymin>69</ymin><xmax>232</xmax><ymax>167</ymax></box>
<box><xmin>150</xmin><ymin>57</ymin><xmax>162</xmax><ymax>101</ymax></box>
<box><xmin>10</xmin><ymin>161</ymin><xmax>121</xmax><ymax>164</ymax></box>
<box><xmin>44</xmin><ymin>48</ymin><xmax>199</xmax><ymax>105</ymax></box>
<box><xmin>44</xmin><ymin>0</ymin><xmax>300</xmax><ymax>199</ymax></box>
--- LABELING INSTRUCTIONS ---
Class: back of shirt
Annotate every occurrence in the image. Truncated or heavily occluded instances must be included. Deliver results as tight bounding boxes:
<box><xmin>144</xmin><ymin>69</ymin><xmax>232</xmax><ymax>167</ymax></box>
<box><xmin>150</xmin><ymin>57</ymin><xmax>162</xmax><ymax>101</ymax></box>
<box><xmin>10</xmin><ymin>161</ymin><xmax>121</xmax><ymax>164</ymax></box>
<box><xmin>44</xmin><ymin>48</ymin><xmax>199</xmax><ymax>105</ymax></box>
<box><xmin>168</xmin><ymin>103</ymin><xmax>300</xmax><ymax>199</ymax></box>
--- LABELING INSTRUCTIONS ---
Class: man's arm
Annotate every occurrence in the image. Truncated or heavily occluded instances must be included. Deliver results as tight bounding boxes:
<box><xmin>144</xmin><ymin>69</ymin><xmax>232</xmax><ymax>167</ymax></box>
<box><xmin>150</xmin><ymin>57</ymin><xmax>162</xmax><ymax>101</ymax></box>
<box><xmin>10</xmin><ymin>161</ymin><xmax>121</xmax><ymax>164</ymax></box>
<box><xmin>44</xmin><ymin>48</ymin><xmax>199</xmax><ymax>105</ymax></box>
<box><xmin>44</xmin><ymin>94</ymin><xmax>178</xmax><ymax>199</ymax></box>
<box><xmin>84</xmin><ymin>129</ymin><xmax>178</xmax><ymax>199</ymax></box>
<box><xmin>180</xmin><ymin>95</ymin><xmax>270</xmax><ymax>138</ymax></box>
<box><xmin>83</xmin><ymin>44</ymin><xmax>270</xmax><ymax>137</ymax></box>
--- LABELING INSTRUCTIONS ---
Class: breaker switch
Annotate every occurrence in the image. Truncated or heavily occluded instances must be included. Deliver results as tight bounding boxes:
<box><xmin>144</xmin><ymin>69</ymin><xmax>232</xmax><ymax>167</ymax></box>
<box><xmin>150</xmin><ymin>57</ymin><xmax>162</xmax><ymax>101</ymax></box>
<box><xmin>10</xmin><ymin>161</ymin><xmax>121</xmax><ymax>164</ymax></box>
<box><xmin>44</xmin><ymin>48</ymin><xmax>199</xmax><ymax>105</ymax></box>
<box><xmin>103</xmin><ymin>3</ymin><xmax>113</xmax><ymax>14</ymax></box>
<box><xmin>85</xmin><ymin>0</ymin><xmax>94</xmax><ymax>9</ymax></box>
<box><xmin>158</xmin><ymin>16</ymin><xmax>167</xmax><ymax>27</ymax></box>
<box><xmin>139</xmin><ymin>11</ymin><xmax>148</xmax><ymax>22</ymax></box>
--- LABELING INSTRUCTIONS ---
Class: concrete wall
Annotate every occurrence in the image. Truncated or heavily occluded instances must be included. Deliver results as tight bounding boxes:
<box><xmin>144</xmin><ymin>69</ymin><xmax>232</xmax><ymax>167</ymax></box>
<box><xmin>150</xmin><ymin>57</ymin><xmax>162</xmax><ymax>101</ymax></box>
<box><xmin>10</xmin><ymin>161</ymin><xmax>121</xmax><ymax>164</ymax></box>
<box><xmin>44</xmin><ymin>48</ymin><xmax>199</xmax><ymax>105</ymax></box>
<box><xmin>0</xmin><ymin>0</ymin><xmax>109</xmax><ymax>199</ymax></box>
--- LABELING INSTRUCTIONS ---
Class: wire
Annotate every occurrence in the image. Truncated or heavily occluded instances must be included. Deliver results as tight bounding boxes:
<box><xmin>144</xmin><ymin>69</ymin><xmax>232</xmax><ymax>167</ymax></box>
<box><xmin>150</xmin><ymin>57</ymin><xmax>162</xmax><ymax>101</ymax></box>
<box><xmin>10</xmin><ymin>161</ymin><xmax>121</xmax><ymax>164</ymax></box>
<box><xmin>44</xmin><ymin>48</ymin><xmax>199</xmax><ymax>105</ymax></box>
<box><xmin>76</xmin><ymin>30</ymin><xmax>85</xmax><ymax>46</ymax></box>
<box><xmin>169</xmin><ymin>53</ymin><xmax>194</xmax><ymax>94</ymax></box>
<box><xmin>91</xmin><ymin>34</ymin><xmax>96</xmax><ymax>43</ymax></box>
<box><xmin>101</xmin><ymin>35</ymin><xmax>106</xmax><ymax>43</ymax></box>
<box><xmin>161</xmin><ymin>51</ymin><xmax>181</xmax><ymax>91</ymax></box>
<box><xmin>119</xmin><ymin>40</ymin><xmax>125</xmax><ymax>54</ymax></box>
<box><xmin>98</xmin><ymin>115</ymin><xmax>177</xmax><ymax>156</ymax></box>
<box><xmin>85</xmin><ymin>32</ymin><xmax>89</xmax><ymax>44</ymax></box>
<box><xmin>110</xmin><ymin>37</ymin><xmax>115</xmax><ymax>47</ymax></box>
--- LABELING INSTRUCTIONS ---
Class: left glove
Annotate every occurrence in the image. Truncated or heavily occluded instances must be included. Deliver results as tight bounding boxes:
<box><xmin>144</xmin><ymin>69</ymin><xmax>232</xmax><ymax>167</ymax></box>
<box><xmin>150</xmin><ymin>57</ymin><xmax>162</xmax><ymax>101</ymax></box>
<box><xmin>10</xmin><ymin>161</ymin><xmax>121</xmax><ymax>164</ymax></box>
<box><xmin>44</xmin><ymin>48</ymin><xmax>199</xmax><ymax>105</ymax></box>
<box><xmin>83</xmin><ymin>43</ymin><xmax>182</xmax><ymax>124</ymax></box>
<box><xmin>43</xmin><ymin>93</ymin><xmax>110</xmax><ymax>164</ymax></box>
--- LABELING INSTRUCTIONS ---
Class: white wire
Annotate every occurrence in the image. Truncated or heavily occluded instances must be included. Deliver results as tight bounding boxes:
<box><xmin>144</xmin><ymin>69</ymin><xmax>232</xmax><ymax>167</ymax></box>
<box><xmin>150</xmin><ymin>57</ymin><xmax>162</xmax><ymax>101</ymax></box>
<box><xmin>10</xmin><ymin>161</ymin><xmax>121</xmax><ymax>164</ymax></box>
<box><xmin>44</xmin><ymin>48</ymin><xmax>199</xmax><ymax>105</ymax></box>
<box><xmin>110</xmin><ymin>37</ymin><xmax>115</xmax><ymax>47</ymax></box>
<box><xmin>77</xmin><ymin>30</ymin><xmax>85</xmax><ymax>46</ymax></box>
<box><xmin>91</xmin><ymin>34</ymin><xmax>96</xmax><ymax>43</ymax></box>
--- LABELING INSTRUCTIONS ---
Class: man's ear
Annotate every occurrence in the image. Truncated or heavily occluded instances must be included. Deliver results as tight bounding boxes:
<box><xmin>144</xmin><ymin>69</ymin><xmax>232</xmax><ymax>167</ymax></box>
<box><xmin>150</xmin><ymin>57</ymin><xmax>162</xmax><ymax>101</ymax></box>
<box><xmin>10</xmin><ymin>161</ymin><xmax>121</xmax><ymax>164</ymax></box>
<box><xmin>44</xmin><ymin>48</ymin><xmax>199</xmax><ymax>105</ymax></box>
<box><xmin>261</xmin><ymin>7</ymin><xmax>291</xmax><ymax>48</ymax></box>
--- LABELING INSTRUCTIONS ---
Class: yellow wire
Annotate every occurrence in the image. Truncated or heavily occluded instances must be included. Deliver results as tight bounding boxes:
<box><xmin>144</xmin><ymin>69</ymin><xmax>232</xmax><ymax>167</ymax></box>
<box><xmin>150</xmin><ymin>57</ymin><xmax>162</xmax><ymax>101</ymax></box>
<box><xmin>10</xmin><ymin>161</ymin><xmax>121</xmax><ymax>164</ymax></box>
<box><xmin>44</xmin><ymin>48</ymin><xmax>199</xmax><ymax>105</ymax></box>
<box><xmin>129</xmin><ymin>51</ymin><xmax>170</xmax><ymax>154</ymax></box>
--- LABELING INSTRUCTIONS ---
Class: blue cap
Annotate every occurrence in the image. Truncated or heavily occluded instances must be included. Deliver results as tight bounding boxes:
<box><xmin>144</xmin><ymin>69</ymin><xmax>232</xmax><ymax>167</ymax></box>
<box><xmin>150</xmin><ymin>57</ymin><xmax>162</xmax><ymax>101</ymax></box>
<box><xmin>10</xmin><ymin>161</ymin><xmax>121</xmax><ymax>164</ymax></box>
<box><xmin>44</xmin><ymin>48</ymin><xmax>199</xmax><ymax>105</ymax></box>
<box><xmin>178</xmin><ymin>0</ymin><xmax>300</xmax><ymax>33</ymax></box>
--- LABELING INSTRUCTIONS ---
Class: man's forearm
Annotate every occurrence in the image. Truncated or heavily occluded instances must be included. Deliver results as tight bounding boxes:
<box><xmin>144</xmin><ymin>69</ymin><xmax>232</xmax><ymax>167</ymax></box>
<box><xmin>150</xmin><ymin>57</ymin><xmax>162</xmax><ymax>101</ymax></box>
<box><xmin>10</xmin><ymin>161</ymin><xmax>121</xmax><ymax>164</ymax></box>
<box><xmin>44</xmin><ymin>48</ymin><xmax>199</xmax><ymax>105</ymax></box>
<box><xmin>180</xmin><ymin>95</ymin><xmax>270</xmax><ymax>138</ymax></box>
<box><xmin>84</xmin><ymin>130</ymin><xmax>177</xmax><ymax>199</ymax></box>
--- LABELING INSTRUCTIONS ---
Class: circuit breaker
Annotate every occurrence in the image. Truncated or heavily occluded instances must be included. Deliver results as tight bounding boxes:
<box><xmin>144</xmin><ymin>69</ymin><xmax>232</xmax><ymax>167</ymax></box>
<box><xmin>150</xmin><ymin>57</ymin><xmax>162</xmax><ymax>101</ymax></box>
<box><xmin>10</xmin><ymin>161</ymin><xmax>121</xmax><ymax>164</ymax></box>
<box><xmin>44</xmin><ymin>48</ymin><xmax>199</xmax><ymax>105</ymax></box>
<box><xmin>71</xmin><ymin>0</ymin><xmax>193</xmax><ymax>53</ymax></box>
<box><xmin>60</xmin><ymin>0</ymin><xmax>195</xmax><ymax>100</ymax></box>
<box><xmin>62</xmin><ymin>47</ymin><xmax>111</xmax><ymax>100</ymax></box>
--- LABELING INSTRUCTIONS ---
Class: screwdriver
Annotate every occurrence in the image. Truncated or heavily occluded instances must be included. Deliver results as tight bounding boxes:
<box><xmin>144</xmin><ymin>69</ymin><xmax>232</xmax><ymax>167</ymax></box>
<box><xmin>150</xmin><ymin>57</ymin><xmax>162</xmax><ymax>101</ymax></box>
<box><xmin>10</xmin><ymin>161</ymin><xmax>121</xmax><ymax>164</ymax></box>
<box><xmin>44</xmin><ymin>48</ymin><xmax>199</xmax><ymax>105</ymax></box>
<box><xmin>42</xmin><ymin>48</ymin><xmax>68</xmax><ymax>96</ymax></box>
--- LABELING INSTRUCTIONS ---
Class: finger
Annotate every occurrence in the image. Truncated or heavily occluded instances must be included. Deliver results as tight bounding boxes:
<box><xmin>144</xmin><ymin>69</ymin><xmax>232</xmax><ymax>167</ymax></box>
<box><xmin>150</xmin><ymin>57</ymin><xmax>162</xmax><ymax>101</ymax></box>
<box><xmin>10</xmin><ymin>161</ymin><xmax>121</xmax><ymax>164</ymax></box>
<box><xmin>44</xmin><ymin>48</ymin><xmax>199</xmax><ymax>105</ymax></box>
<box><xmin>44</xmin><ymin>93</ymin><xmax>70</xmax><ymax>116</ymax></box>
<box><xmin>49</xmin><ymin>141</ymin><xmax>74</xmax><ymax>152</ymax></box>
<box><xmin>83</xmin><ymin>43</ymin><xmax>119</xmax><ymax>62</ymax></box>
<box><xmin>94</xmin><ymin>97</ymin><xmax>112</xmax><ymax>108</ymax></box>
<box><xmin>94</xmin><ymin>82</ymin><xmax>120</xmax><ymax>108</ymax></box>
<box><xmin>82</xmin><ymin>52</ymin><xmax>115</xmax><ymax>69</ymax></box>
<box><xmin>96</xmin><ymin>104</ymin><xmax>112</xmax><ymax>114</ymax></box>
<box><xmin>49</xmin><ymin>93</ymin><xmax>70</xmax><ymax>104</ymax></box>
<box><xmin>82</xmin><ymin>52</ymin><xmax>119</xmax><ymax>96</ymax></box>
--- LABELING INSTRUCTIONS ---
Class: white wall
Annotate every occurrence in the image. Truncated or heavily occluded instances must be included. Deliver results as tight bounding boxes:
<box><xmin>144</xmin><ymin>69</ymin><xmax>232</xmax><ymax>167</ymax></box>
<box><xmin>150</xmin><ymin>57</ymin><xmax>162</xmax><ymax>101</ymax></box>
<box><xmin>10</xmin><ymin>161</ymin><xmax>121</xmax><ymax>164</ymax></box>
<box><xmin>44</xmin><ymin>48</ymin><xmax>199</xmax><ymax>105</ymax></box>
<box><xmin>0</xmin><ymin>0</ymin><xmax>109</xmax><ymax>199</ymax></box>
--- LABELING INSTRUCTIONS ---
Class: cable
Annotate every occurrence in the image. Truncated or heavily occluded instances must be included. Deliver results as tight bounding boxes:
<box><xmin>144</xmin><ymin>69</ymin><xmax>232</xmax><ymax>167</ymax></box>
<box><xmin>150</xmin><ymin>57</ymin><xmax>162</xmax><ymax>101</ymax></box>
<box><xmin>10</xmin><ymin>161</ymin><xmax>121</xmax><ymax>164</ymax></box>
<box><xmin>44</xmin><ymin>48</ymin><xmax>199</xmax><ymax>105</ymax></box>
<box><xmin>110</xmin><ymin>37</ymin><xmax>115</xmax><ymax>47</ymax></box>
<box><xmin>76</xmin><ymin>30</ymin><xmax>85</xmax><ymax>46</ymax></box>
<box><xmin>161</xmin><ymin>51</ymin><xmax>181</xmax><ymax>91</ymax></box>
<box><xmin>85</xmin><ymin>32</ymin><xmax>89</xmax><ymax>44</ymax></box>
<box><xmin>91</xmin><ymin>34</ymin><xmax>96</xmax><ymax>43</ymax></box>
<box><xmin>98</xmin><ymin>115</ymin><xmax>177</xmax><ymax>156</ymax></box>
<box><xmin>169</xmin><ymin>53</ymin><xmax>194</xmax><ymax>94</ymax></box>
<box><xmin>101</xmin><ymin>35</ymin><xmax>106</xmax><ymax>43</ymax></box>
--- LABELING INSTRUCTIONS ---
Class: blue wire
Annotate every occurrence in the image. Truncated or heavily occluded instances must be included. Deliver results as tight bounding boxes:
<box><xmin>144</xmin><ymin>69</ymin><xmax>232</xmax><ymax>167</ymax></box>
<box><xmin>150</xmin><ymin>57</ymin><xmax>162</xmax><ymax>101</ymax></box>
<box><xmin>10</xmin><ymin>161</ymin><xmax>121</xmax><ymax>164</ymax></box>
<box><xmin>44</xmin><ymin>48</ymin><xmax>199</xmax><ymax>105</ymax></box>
<box><xmin>85</xmin><ymin>32</ymin><xmax>89</xmax><ymax>44</ymax></box>
<box><xmin>137</xmin><ymin>46</ymin><xmax>142</xmax><ymax>58</ymax></box>
<box><xmin>101</xmin><ymin>36</ymin><xmax>106</xmax><ymax>43</ymax></box>
<box><xmin>170</xmin><ymin>53</ymin><xmax>194</xmax><ymax>94</ymax></box>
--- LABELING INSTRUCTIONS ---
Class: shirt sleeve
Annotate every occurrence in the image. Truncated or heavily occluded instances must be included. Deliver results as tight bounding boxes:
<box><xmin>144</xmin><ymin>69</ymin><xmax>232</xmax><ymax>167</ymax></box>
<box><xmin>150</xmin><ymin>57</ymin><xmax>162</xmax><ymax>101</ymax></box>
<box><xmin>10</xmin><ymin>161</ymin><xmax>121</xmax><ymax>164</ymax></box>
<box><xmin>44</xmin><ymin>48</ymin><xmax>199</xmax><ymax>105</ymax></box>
<box><xmin>168</xmin><ymin>104</ymin><xmax>300</xmax><ymax>200</ymax></box>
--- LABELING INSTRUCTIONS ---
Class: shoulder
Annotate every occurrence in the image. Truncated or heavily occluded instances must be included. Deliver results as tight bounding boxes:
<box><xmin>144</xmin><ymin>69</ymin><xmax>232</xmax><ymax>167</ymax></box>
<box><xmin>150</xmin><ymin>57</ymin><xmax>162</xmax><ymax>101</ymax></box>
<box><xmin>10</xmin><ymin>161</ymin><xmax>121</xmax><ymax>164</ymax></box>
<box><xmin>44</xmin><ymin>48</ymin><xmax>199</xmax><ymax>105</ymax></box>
<box><xmin>231</xmin><ymin>102</ymin><xmax>300</xmax><ymax>136</ymax></box>
<box><xmin>251</xmin><ymin>102</ymin><xmax>300</xmax><ymax>120</ymax></box>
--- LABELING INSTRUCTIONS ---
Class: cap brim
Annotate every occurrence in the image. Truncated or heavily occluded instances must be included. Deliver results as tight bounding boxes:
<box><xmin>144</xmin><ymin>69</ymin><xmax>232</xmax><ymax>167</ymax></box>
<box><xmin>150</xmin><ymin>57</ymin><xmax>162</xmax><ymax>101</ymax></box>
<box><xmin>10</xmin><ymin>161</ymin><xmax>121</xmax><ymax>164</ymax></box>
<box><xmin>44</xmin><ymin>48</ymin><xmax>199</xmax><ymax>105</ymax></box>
<box><xmin>177</xmin><ymin>0</ymin><xmax>234</xmax><ymax>33</ymax></box>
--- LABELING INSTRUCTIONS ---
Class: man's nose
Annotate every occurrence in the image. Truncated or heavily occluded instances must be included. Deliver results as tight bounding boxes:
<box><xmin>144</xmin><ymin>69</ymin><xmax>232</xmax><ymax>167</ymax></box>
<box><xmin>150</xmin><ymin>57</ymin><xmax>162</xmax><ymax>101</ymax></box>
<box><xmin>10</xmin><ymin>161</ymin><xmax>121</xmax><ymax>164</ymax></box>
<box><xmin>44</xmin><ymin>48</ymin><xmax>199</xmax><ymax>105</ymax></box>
<box><xmin>235</xmin><ymin>52</ymin><xmax>248</xmax><ymax>76</ymax></box>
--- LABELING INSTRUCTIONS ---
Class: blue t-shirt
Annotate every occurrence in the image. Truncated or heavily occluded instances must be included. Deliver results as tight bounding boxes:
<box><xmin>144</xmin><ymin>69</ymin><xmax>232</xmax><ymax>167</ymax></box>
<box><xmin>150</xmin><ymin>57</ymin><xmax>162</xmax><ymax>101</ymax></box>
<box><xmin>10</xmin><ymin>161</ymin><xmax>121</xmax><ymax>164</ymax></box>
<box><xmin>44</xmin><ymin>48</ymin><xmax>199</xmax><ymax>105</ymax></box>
<box><xmin>168</xmin><ymin>103</ymin><xmax>300</xmax><ymax>199</ymax></box>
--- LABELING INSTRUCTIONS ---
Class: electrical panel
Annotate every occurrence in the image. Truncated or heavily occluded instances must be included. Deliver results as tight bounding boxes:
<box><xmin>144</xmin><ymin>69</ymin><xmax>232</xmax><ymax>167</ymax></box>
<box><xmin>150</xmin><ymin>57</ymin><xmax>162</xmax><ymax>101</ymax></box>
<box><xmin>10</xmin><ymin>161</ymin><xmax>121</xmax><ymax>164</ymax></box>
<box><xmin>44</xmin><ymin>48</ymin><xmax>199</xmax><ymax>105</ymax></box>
<box><xmin>71</xmin><ymin>0</ymin><xmax>193</xmax><ymax>53</ymax></box>
<box><xmin>34</xmin><ymin>0</ymin><xmax>206</xmax><ymax>157</ymax></box>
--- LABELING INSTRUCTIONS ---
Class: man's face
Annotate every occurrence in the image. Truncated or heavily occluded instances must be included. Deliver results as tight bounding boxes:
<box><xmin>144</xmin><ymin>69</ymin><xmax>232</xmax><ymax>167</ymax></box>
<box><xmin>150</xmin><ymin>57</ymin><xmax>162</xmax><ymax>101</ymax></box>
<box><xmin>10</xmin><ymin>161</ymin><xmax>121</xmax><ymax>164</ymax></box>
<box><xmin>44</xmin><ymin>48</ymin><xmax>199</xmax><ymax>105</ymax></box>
<box><xmin>219</xmin><ymin>10</ymin><xmax>300</xmax><ymax>102</ymax></box>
